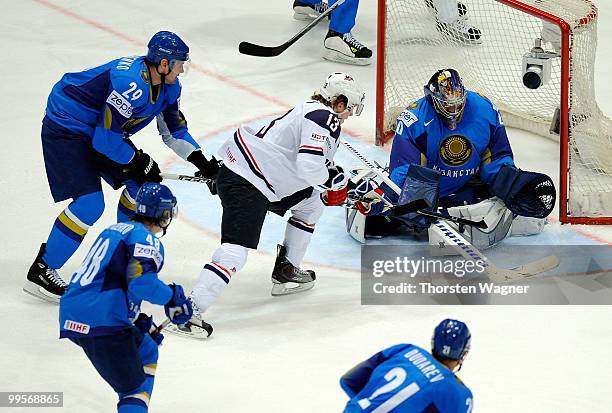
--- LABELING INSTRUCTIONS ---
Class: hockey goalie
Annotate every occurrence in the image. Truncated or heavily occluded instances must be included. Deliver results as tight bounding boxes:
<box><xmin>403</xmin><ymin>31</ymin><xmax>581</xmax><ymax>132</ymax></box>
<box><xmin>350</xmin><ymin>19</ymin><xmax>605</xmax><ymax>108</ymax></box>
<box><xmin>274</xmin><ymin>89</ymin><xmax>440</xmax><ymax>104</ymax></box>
<box><xmin>348</xmin><ymin>68</ymin><xmax>556</xmax><ymax>250</ymax></box>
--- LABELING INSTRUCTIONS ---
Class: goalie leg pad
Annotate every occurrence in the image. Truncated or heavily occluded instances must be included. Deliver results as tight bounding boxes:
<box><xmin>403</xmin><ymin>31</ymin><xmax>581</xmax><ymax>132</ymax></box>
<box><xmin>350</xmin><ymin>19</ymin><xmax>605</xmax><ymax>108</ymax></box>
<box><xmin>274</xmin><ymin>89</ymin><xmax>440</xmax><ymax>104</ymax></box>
<box><xmin>431</xmin><ymin>198</ymin><xmax>513</xmax><ymax>252</ymax></box>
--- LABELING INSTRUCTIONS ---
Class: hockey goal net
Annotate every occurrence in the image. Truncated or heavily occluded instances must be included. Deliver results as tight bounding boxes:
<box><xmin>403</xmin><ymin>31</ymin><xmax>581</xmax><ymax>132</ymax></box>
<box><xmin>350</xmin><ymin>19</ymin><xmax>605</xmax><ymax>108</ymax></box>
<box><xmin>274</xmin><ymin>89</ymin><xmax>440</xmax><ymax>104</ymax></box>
<box><xmin>376</xmin><ymin>0</ymin><xmax>612</xmax><ymax>224</ymax></box>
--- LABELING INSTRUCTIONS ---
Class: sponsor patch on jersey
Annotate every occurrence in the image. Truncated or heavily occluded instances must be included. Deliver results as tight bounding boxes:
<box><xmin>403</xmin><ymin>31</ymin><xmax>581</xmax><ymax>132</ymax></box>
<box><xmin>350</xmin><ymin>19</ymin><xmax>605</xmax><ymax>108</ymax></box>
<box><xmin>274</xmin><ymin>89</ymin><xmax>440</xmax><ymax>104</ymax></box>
<box><xmin>439</xmin><ymin>135</ymin><xmax>473</xmax><ymax>166</ymax></box>
<box><xmin>106</xmin><ymin>90</ymin><xmax>133</xmax><ymax>118</ymax></box>
<box><xmin>311</xmin><ymin>132</ymin><xmax>326</xmax><ymax>142</ymax></box>
<box><xmin>398</xmin><ymin>109</ymin><xmax>418</xmax><ymax>129</ymax></box>
<box><xmin>64</xmin><ymin>320</ymin><xmax>90</xmax><ymax>334</ymax></box>
<box><xmin>134</xmin><ymin>243</ymin><xmax>163</xmax><ymax>268</ymax></box>
<box><xmin>408</xmin><ymin>101</ymin><xmax>418</xmax><ymax>109</ymax></box>
<box><xmin>226</xmin><ymin>147</ymin><xmax>236</xmax><ymax>163</ymax></box>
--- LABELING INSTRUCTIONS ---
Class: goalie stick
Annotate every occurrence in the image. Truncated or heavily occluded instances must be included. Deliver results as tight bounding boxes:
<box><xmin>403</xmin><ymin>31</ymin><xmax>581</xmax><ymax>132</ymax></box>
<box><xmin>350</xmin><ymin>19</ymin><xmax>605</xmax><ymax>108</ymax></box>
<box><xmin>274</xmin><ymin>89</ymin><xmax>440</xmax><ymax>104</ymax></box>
<box><xmin>340</xmin><ymin>139</ymin><xmax>559</xmax><ymax>282</ymax></box>
<box><xmin>238</xmin><ymin>0</ymin><xmax>346</xmax><ymax>57</ymax></box>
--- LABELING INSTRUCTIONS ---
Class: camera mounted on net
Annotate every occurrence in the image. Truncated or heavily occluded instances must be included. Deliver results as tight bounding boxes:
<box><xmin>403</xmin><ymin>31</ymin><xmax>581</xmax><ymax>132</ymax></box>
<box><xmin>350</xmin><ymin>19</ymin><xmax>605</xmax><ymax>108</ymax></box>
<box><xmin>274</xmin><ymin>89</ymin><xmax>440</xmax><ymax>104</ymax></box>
<box><xmin>522</xmin><ymin>38</ymin><xmax>559</xmax><ymax>90</ymax></box>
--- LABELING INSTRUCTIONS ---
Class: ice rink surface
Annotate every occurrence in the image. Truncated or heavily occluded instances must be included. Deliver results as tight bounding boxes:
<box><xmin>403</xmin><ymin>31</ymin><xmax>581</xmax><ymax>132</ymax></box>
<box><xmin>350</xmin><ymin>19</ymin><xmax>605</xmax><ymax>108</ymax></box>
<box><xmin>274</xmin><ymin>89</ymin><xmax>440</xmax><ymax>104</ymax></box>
<box><xmin>2</xmin><ymin>0</ymin><xmax>612</xmax><ymax>411</ymax></box>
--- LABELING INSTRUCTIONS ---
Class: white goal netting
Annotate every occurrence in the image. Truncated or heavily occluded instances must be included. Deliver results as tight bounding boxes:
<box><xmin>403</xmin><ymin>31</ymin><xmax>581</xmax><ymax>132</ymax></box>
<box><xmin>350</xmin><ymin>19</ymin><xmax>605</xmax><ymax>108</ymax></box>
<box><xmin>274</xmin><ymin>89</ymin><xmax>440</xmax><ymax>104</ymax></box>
<box><xmin>379</xmin><ymin>0</ymin><xmax>612</xmax><ymax>223</ymax></box>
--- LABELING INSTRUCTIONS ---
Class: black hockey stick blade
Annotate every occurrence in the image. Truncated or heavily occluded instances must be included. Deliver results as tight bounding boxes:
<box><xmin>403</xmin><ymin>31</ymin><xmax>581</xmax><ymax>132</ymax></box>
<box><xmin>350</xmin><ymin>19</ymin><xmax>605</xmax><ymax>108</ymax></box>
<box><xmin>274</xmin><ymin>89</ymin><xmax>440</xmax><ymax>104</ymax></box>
<box><xmin>417</xmin><ymin>209</ymin><xmax>489</xmax><ymax>229</ymax></box>
<box><xmin>389</xmin><ymin>199</ymin><xmax>431</xmax><ymax>217</ymax></box>
<box><xmin>238</xmin><ymin>41</ymin><xmax>289</xmax><ymax>58</ymax></box>
<box><xmin>238</xmin><ymin>0</ymin><xmax>346</xmax><ymax>57</ymax></box>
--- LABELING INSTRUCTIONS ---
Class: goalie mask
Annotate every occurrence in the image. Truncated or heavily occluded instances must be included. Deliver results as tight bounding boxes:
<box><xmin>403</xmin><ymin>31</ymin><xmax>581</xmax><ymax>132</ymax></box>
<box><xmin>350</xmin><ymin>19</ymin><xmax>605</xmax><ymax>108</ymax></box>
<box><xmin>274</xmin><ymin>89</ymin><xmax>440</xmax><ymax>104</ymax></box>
<box><xmin>425</xmin><ymin>69</ymin><xmax>466</xmax><ymax>130</ymax></box>
<box><xmin>319</xmin><ymin>72</ymin><xmax>366</xmax><ymax>116</ymax></box>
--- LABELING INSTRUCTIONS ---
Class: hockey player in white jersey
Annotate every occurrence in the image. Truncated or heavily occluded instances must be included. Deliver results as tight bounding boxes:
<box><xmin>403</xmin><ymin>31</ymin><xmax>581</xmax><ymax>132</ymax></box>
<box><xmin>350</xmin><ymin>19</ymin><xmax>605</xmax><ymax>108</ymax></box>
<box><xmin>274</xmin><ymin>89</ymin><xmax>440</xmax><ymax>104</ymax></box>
<box><xmin>168</xmin><ymin>73</ymin><xmax>365</xmax><ymax>338</ymax></box>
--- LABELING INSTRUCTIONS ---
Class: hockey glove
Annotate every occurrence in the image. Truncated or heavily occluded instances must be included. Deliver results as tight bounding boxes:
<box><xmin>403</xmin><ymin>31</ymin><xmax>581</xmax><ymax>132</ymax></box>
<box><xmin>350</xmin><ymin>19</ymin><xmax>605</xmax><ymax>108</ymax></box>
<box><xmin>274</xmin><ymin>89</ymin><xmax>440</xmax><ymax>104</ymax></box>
<box><xmin>164</xmin><ymin>283</ymin><xmax>193</xmax><ymax>325</ymax></box>
<box><xmin>322</xmin><ymin>166</ymin><xmax>349</xmax><ymax>206</ymax></box>
<box><xmin>350</xmin><ymin>179</ymin><xmax>392</xmax><ymax>216</ymax></box>
<box><xmin>134</xmin><ymin>313</ymin><xmax>164</xmax><ymax>345</ymax></box>
<box><xmin>123</xmin><ymin>149</ymin><xmax>162</xmax><ymax>186</ymax></box>
<box><xmin>490</xmin><ymin>164</ymin><xmax>556</xmax><ymax>218</ymax></box>
<box><xmin>188</xmin><ymin>150</ymin><xmax>221</xmax><ymax>195</ymax></box>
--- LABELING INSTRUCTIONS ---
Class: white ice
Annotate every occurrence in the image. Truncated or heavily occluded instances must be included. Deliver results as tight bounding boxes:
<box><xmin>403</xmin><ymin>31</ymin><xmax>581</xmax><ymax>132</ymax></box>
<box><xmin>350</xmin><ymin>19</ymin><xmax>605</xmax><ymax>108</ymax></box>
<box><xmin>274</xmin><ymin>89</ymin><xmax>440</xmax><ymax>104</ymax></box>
<box><xmin>1</xmin><ymin>1</ymin><xmax>612</xmax><ymax>412</ymax></box>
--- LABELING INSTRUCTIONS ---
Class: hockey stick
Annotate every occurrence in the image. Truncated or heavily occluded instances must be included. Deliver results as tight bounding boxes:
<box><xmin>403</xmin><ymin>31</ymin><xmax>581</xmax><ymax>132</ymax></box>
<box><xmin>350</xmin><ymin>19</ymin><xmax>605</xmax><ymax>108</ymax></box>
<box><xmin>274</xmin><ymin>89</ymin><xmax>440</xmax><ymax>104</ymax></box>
<box><xmin>161</xmin><ymin>173</ymin><xmax>212</xmax><ymax>184</ymax></box>
<box><xmin>340</xmin><ymin>140</ymin><xmax>559</xmax><ymax>281</ymax></box>
<box><xmin>238</xmin><ymin>0</ymin><xmax>346</xmax><ymax>57</ymax></box>
<box><xmin>340</xmin><ymin>141</ymin><xmax>488</xmax><ymax>228</ymax></box>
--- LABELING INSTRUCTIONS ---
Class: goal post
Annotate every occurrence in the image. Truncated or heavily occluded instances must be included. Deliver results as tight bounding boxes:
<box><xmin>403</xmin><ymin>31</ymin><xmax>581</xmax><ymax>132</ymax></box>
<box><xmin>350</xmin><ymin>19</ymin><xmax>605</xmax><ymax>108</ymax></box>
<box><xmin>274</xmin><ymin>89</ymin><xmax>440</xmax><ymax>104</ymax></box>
<box><xmin>376</xmin><ymin>0</ymin><xmax>612</xmax><ymax>224</ymax></box>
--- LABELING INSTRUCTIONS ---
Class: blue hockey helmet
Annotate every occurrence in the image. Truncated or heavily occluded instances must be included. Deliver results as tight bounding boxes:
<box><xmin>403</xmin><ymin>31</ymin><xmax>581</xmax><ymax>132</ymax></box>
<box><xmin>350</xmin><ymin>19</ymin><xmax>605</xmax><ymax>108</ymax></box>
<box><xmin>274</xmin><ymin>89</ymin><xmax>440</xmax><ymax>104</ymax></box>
<box><xmin>431</xmin><ymin>319</ymin><xmax>471</xmax><ymax>361</ymax></box>
<box><xmin>146</xmin><ymin>31</ymin><xmax>189</xmax><ymax>67</ymax></box>
<box><xmin>135</xmin><ymin>183</ymin><xmax>178</xmax><ymax>230</ymax></box>
<box><xmin>424</xmin><ymin>68</ymin><xmax>466</xmax><ymax>130</ymax></box>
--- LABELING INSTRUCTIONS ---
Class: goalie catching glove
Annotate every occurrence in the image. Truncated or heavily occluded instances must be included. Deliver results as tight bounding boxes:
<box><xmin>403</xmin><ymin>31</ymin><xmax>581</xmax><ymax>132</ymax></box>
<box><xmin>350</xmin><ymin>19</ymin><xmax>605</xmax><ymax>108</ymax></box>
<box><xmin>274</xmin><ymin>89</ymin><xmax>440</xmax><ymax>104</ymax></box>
<box><xmin>321</xmin><ymin>165</ymin><xmax>349</xmax><ymax>206</ymax></box>
<box><xmin>490</xmin><ymin>164</ymin><xmax>555</xmax><ymax>218</ymax></box>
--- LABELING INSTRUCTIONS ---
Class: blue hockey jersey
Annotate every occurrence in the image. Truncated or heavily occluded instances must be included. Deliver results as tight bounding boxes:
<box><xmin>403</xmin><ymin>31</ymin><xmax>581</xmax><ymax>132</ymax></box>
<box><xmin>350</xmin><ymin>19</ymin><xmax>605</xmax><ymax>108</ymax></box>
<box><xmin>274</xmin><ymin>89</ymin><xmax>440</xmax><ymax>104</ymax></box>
<box><xmin>389</xmin><ymin>91</ymin><xmax>514</xmax><ymax>198</ymax></box>
<box><xmin>341</xmin><ymin>344</ymin><xmax>473</xmax><ymax>413</ymax></box>
<box><xmin>45</xmin><ymin>55</ymin><xmax>200</xmax><ymax>164</ymax></box>
<box><xmin>59</xmin><ymin>222</ymin><xmax>173</xmax><ymax>338</ymax></box>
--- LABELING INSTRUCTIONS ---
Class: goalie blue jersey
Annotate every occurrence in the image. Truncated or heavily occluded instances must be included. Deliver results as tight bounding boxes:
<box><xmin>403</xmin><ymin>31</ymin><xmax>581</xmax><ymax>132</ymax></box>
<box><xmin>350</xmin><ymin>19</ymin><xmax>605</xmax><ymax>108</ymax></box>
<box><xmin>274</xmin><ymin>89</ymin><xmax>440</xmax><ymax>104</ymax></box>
<box><xmin>341</xmin><ymin>344</ymin><xmax>473</xmax><ymax>413</ymax></box>
<box><xmin>59</xmin><ymin>222</ymin><xmax>172</xmax><ymax>338</ymax></box>
<box><xmin>45</xmin><ymin>55</ymin><xmax>199</xmax><ymax>164</ymax></box>
<box><xmin>389</xmin><ymin>91</ymin><xmax>514</xmax><ymax>198</ymax></box>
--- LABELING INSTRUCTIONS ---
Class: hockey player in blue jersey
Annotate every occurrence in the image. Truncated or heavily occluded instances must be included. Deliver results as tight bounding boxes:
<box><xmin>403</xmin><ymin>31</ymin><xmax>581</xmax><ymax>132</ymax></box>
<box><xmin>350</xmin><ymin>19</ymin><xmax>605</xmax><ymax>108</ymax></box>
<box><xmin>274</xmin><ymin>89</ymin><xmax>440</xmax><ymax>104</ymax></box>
<box><xmin>353</xmin><ymin>69</ymin><xmax>555</xmax><ymax>249</ymax></box>
<box><xmin>25</xmin><ymin>31</ymin><xmax>220</xmax><ymax>303</ymax></box>
<box><xmin>292</xmin><ymin>0</ymin><xmax>372</xmax><ymax>65</ymax></box>
<box><xmin>59</xmin><ymin>182</ymin><xmax>194</xmax><ymax>413</ymax></box>
<box><xmin>340</xmin><ymin>319</ymin><xmax>473</xmax><ymax>413</ymax></box>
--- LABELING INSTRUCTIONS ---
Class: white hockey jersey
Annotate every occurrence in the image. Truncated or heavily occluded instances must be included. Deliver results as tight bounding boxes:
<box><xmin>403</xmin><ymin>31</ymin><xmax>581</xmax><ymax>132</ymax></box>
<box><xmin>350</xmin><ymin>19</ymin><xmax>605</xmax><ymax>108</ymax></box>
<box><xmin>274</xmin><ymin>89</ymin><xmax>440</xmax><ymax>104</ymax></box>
<box><xmin>218</xmin><ymin>100</ymin><xmax>341</xmax><ymax>201</ymax></box>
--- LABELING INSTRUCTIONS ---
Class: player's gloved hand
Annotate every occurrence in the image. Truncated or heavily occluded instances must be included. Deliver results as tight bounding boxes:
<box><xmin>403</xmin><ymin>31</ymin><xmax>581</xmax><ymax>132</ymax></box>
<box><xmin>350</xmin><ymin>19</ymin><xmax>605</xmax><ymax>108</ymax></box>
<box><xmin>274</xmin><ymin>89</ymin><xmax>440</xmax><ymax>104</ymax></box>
<box><xmin>164</xmin><ymin>283</ymin><xmax>193</xmax><ymax>325</ymax></box>
<box><xmin>355</xmin><ymin>199</ymin><xmax>388</xmax><ymax>216</ymax></box>
<box><xmin>124</xmin><ymin>149</ymin><xmax>162</xmax><ymax>185</ymax></box>
<box><xmin>322</xmin><ymin>166</ymin><xmax>349</xmax><ymax>206</ymax></box>
<box><xmin>187</xmin><ymin>150</ymin><xmax>221</xmax><ymax>195</ymax></box>
<box><xmin>134</xmin><ymin>313</ymin><xmax>164</xmax><ymax>345</ymax></box>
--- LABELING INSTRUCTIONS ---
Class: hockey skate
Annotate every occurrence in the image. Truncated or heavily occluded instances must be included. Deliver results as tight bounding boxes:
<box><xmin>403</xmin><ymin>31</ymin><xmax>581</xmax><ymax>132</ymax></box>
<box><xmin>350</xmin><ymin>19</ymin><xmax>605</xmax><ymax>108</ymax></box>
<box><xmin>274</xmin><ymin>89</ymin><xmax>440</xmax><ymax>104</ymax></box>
<box><xmin>271</xmin><ymin>244</ymin><xmax>316</xmax><ymax>296</ymax></box>
<box><xmin>165</xmin><ymin>297</ymin><xmax>213</xmax><ymax>340</ymax></box>
<box><xmin>293</xmin><ymin>0</ymin><xmax>328</xmax><ymax>21</ymax></box>
<box><xmin>323</xmin><ymin>30</ymin><xmax>372</xmax><ymax>66</ymax></box>
<box><xmin>23</xmin><ymin>243</ymin><xmax>67</xmax><ymax>303</ymax></box>
<box><xmin>425</xmin><ymin>0</ymin><xmax>482</xmax><ymax>44</ymax></box>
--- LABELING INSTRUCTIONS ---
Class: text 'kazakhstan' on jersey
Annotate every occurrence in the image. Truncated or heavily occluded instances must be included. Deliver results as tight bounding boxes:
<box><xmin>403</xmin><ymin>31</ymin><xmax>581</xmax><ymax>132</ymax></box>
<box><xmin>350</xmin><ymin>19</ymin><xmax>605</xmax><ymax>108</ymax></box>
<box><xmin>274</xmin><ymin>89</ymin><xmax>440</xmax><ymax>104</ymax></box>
<box><xmin>59</xmin><ymin>222</ymin><xmax>173</xmax><ymax>338</ymax></box>
<box><xmin>341</xmin><ymin>344</ymin><xmax>473</xmax><ymax>413</ymax></box>
<box><xmin>45</xmin><ymin>55</ymin><xmax>200</xmax><ymax>164</ymax></box>
<box><xmin>389</xmin><ymin>91</ymin><xmax>515</xmax><ymax>198</ymax></box>
<box><xmin>218</xmin><ymin>100</ymin><xmax>342</xmax><ymax>201</ymax></box>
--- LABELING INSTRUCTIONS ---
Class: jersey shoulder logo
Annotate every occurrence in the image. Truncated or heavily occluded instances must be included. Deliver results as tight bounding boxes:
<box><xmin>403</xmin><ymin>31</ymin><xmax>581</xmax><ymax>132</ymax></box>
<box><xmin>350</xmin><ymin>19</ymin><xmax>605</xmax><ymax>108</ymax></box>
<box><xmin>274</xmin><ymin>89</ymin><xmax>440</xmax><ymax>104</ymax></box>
<box><xmin>106</xmin><ymin>90</ymin><xmax>133</xmax><ymax>118</ymax></box>
<box><xmin>439</xmin><ymin>135</ymin><xmax>473</xmax><ymax>166</ymax></box>
<box><xmin>398</xmin><ymin>109</ymin><xmax>418</xmax><ymax>127</ymax></box>
<box><xmin>133</xmin><ymin>243</ymin><xmax>163</xmax><ymax>268</ymax></box>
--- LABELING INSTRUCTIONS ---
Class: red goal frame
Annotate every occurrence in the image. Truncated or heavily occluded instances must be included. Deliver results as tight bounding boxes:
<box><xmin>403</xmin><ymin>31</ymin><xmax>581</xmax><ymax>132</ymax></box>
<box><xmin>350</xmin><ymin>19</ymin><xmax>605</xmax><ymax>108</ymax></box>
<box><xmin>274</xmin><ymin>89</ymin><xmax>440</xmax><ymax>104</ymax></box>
<box><xmin>376</xmin><ymin>0</ymin><xmax>611</xmax><ymax>224</ymax></box>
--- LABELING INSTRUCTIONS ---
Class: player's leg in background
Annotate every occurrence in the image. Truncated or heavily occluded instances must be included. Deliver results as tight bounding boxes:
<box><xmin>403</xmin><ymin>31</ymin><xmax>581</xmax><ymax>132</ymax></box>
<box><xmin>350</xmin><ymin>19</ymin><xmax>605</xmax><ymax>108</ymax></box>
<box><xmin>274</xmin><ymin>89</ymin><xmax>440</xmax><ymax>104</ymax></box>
<box><xmin>117</xmin><ymin>180</ymin><xmax>140</xmax><ymax>223</ymax></box>
<box><xmin>323</xmin><ymin>0</ymin><xmax>373</xmax><ymax>65</ymax></box>
<box><xmin>293</xmin><ymin>0</ymin><xmax>328</xmax><ymax>21</ymax></box>
<box><xmin>25</xmin><ymin>121</ymin><xmax>105</xmax><ymax>302</ymax></box>
<box><xmin>270</xmin><ymin>191</ymin><xmax>323</xmax><ymax>295</ymax></box>
<box><xmin>179</xmin><ymin>166</ymin><xmax>266</xmax><ymax>335</ymax></box>
<box><xmin>426</xmin><ymin>0</ymin><xmax>482</xmax><ymax>44</ymax></box>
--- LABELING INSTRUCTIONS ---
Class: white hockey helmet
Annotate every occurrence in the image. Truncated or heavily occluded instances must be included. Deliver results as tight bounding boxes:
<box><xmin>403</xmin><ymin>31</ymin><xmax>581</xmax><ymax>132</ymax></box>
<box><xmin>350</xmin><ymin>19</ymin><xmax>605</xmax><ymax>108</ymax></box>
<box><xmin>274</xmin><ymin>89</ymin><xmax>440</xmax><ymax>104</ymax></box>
<box><xmin>319</xmin><ymin>72</ymin><xmax>365</xmax><ymax>116</ymax></box>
